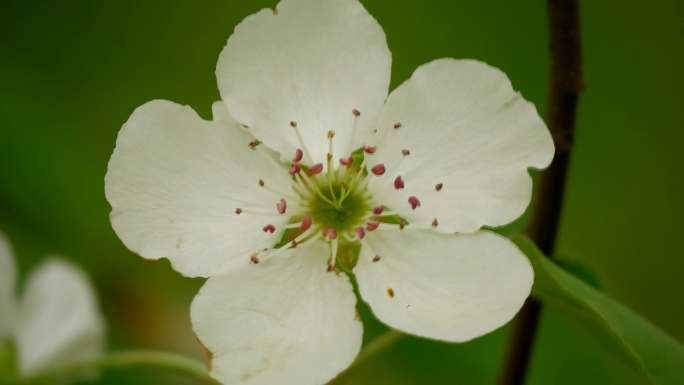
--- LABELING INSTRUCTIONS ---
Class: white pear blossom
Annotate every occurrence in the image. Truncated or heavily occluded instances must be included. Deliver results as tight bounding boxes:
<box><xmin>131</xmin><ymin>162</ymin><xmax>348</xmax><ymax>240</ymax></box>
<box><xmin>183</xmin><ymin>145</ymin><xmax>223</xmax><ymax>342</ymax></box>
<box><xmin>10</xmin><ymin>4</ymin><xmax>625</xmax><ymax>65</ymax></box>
<box><xmin>0</xmin><ymin>232</ymin><xmax>105</xmax><ymax>376</ymax></box>
<box><xmin>104</xmin><ymin>0</ymin><xmax>554</xmax><ymax>384</ymax></box>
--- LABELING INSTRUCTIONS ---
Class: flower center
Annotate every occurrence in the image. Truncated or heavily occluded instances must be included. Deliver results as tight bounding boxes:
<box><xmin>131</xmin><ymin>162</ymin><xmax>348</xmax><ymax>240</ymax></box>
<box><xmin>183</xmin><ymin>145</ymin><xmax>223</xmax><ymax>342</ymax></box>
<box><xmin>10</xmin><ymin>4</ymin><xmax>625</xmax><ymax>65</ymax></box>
<box><xmin>308</xmin><ymin>179</ymin><xmax>370</xmax><ymax>233</ymax></box>
<box><xmin>242</xmin><ymin>115</ymin><xmax>419</xmax><ymax>270</ymax></box>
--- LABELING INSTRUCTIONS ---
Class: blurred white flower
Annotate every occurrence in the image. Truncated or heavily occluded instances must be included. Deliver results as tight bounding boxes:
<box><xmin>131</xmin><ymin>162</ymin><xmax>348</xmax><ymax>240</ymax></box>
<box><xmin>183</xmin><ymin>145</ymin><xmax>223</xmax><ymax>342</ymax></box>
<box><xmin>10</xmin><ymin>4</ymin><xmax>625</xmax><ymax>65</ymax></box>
<box><xmin>0</xmin><ymin>232</ymin><xmax>105</xmax><ymax>376</ymax></box>
<box><xmin>105</xmin><ymin>0</ymin><xmax>554</xmax><ymax>384</ymax></box>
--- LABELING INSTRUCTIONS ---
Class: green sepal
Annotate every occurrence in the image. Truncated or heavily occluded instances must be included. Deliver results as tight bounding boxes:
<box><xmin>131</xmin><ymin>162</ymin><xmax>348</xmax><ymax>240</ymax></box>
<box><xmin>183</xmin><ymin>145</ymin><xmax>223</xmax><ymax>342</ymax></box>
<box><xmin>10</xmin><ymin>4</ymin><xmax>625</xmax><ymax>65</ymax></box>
<box><xmin>335</xmin><ymin>240</ymin><xmax>361</xmax><ymax>273</ymax></box>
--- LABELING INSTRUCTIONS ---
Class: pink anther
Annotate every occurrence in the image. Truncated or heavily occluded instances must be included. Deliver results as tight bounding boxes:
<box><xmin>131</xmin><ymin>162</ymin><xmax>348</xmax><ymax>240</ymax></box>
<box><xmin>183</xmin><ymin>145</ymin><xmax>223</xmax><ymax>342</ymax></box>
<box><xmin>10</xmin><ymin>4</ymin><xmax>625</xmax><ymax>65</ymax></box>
<box><xmin>276</xmin><ymin>198</ymin><xmax>287</xmax><ymax>214</ymax></box>
<box><xmin>307</xmin><ymin>163</ymin><xmax>324</xmax><ymax>176</ymax></box>
<box><xmin>300</xmin><ymin>216</ymin><xmax>312</xmax><ymax>231</ymax></box>
<box><xmin>293</xmin><ymin>148</ymin><xmax>303</xmax><ymax>163</ymax></box>
<box><xmin>289</xmin><ymin>164</ymin><xmax>301</xmax><ymax>175</ymax></box>
<box><xmin>408</xmin><ymin>196</ymin><xmax>421</xmax><ymax>210</ymax></box>
<box><xmin>394</xmin><ymin>176</ymin><xmax>405</xmax><ymax>189</ymax></box>
<box><xmin>371</xmin><ymin>164</ymin><xmax>386</xmax><ymax>176</ymax></box>
<box><xmin>366</xmin><ymin>221</ymin><xmax>380</xmax><ymax>231</ymax></box>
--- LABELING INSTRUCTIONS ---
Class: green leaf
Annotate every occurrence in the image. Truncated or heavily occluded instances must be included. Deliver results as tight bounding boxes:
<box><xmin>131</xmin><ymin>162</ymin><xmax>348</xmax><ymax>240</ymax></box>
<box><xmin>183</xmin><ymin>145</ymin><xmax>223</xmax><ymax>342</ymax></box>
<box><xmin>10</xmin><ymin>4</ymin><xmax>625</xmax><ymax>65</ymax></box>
<box><xmin>515</xmin><ymin>236</ymin><xmax>684</xmax><ymax>385</ymax></box>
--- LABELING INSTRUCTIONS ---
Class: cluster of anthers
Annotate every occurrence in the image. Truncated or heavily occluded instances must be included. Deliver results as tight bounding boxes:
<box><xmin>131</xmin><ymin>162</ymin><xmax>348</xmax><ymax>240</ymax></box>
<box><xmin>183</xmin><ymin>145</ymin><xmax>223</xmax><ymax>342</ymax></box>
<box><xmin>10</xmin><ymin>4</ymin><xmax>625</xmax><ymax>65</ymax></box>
<box><xmin>235</xmin><ymin>110</ymin><xmax>429</xmax><ymax>272</ymax></box>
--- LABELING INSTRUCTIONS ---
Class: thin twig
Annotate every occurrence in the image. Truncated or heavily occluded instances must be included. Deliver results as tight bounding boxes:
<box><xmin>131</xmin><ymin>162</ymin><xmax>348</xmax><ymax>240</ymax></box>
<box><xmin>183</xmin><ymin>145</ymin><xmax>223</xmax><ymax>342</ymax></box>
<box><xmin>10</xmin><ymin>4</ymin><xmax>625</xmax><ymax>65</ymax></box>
<box><xmin>498</xmin><ymin>1</ymin><xmax>584</xmax><ymax>385</ymax></box>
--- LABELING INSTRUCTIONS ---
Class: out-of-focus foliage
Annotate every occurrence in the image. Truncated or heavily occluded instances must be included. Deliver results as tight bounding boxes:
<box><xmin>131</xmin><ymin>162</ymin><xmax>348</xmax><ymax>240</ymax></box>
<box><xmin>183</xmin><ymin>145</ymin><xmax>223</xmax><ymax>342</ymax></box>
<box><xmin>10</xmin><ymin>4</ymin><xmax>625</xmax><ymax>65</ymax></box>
<box><xmin>519</xmin><ymin>237</ymin><xmax>684</xmax><ymax>385</ymax></box>
<box><xmin>0</xmin><ymin>0</ymin><xmax>682</xmax><ymax>384</ymax></box>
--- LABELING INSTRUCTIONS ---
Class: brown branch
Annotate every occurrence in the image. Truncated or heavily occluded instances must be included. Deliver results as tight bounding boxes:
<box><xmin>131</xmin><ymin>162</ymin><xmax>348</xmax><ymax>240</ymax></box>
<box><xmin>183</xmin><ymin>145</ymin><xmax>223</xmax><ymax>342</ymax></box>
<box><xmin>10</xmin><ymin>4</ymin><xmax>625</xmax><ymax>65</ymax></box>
<box><xmin>498</xmin><ymin>1</ymin><xmax>584</xmax><ymax>385</ymax></box>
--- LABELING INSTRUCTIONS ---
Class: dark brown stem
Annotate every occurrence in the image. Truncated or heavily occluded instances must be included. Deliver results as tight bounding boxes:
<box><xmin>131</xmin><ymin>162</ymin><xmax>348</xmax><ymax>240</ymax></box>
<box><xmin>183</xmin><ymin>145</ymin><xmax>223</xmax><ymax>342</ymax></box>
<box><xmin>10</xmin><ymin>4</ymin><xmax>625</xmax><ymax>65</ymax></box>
<box><xmin>498</xmin><ymin>1</ymin><xmax>584</xmax><ymax>385</ymax></box>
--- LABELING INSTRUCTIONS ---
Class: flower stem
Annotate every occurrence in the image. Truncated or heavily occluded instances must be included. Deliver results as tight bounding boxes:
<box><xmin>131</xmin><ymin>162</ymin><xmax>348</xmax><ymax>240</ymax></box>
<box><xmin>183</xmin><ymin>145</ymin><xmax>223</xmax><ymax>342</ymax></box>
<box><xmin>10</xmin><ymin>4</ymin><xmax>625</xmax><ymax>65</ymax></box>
<box><xmin>13</xmin><ymin>350</ymin><xmax>217</xmax><ymax>385</ymax></box>
<box><xmin>498</xmin><ymin>1</ymin><xmax>584</xmax><ymax>385</ymax></box>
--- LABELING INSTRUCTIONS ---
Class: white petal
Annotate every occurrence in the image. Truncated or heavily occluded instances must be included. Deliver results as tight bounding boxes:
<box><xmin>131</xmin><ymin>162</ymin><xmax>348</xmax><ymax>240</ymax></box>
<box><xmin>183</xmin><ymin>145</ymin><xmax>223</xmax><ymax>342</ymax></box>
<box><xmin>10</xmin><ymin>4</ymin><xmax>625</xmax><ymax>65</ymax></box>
<box><xmin>211</xmin><ymin>100</ymin><xmax>231</xmax><ymax>123</ymax></box>
<box><xmin>105</xmin><ymin>100</ymin><xmax>297</xmax><ymax>278</ymax></box>
<box><xmin>0</xmin><ymin>232</ymin><xmax>17</xmax><ymax>342</ymax></box>
<box><xmin>216</xmin><ymin>0</ymin><xmax>391</xmax><ymax>164</ymax></box>
<box><xmin>191</xmin><ymin>240</ymin><xmax>362</xmax><ymax>385</ymax></box>
<box><xmin>355</xmin><ymin>229</ymin><xmax>533</xmax><ymax>342</ymax></box>
<box><xmin>367</xmin><ymin>59</ymin><xmax>554</xmax><ymax>233</ymax></box>
<box><xmin>15</xmin><ymin>258</ymin><xmax>105</xmax><ymax>374</ymax></box>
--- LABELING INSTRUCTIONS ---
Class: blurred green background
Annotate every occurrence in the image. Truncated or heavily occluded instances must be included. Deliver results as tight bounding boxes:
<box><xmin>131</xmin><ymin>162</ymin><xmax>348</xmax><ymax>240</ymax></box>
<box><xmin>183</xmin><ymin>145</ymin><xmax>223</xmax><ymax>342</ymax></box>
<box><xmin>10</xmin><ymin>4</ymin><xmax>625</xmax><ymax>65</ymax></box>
<box><xmin>1</xmin><ymin>0</ymin><xmax>682</xmax><ymax>384</ymax></box>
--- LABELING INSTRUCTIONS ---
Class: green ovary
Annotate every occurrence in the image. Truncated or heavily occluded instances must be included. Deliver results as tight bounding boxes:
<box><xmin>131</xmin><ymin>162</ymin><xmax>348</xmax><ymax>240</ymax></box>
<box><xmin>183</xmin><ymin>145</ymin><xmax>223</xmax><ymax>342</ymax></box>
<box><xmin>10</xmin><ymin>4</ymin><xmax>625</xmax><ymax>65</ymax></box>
<box><xmin>308</xmin><ymin>181</ymin><xmax>370</xmax><ymax>232</ymax></box>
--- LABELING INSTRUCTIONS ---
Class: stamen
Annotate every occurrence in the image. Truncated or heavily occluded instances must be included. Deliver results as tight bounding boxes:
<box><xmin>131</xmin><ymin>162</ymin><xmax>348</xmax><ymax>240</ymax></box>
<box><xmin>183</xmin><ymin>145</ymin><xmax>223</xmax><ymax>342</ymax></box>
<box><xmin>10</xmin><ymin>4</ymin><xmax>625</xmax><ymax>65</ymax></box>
<box><xmin>387</xmin><ymin>288</ymin><xmax>395</xmax><ymax>298</ymax></box>
<box><xmin>256</xmin><ymin>228</ymin><xmax>319</xmax><ymax>263</ymax></box>
<box><xmin>298</xmin><ymin>172</ymin><xmax>338</xmax><ymax>207</ymax></box>
<box><xmin>355</xmin><ymin>226</ymin><xmax>366</xmax><ymax>240</ymax></box>
<box><xmin>300</xmin><ymin>216</ymin><xmax>312</xmax><ymax>231</ymax></box>
<box><xmin>401</xmin><ymin>149</ymin><xmax>411</xmax><ymax>156</ymax></box>
<box><xmin>373</xmin><ymin>209</ymin><xmax>398</xmax><ymax>217</ymax></box>
<box><xmin>371</xmin><ymin>164</ymin><xmax>386</xmax><ymax>176</ymax></box>
<box><xmin>372</xmin><ymin>205</ymin><xmax>385</xmax><ymax>215</ymax></box>
<box><xmin>432</xmin><ymin>218</ymin><xmax>439</xmax><ymax>227</ymax></box>
<box><xmin>327</xmin><ymin>131</ymin><xmax>335</xmax><ymax>164</ymax></box>
<box><xmin>325</xmin><ymin>152</ymin><xmax>338</xmax><ymax>200</ymax></box>
<box><xmin>328</xmin><ymin>237</ymin><xmax>339</xmax><ymax>272</ymax></box>
<box><xmin>289</xmin><ymin>164</ymin><xmax>301</xmax><ymax>175</ymax></box>
<box><xmin>236</xmin><ymin>207</ymin><xmax>284</xmax><ymax>216</ymax></box>
<box><xmin>323</xmin><ymin>228</ymin><xmax>338</xmax><ymax>240</ymax></box>
<box><xmin>262</xmin><ymin>224</ymin><xmax>276</xmax><ymax>233</ymax></box>
<box><xmin>307</xmin><ymin>163</ymin><xmax>324</xmax><ymax>176</ymax></box>
<box><xmin>234</xmin><ymin>208</ymin><xmax>242</xmax><ymax>215</ymax></box>
<box><xmin>338</xmin><ymin>162</ymin><xmax>367</xmax><ymax>204</ymax></box>
<box><xmin>248</xmin><ymin>140</ymin><xmax>261</xmax><ymax>150</ymax></box>
<box><xmin>339</xmin><ymin>157</ymin><xmax>353</xmax><ymax>167</ymax></box>
<box><xmin>393</xmin><ymin>122</ymin><xmax>402</xmax><ymax>129</ymax></box>
<box><xmin>290</xmin><ymin>120</ymin><xmax>314</xmax><ymax>163</ymax></box>
<box><xmin>250</xmin><ymin>254</ymin><xmax>259</xmax><ymax>264</ymax></box>
<box><xmin>435</xmin><ymin>182</ymin><xmax>444</xmax><ymax>191</ymax></box>
<box><xmin>291</xmin><ymin>183</ymin><xmax>310</xmax><ymax>200</ymax></box>
<box><xmin>394</xmin><ymin>176</ymin><xmax>405</xmax><ymax>189</ymax></box>
<box><xmin>372</xmin><ymin>255</ymin><xmax>381</xmax><ymax>263</ymax></box>
<box><xmin>258</xmin><ymin>178</ymin><xmax>298</xmax><ymax>201</ymax></box>
<box><xmin>363</xmin><ymin>145</ymin><xmax>376</xmax><ymax>154</ymax></box>
<box><xmin>276</xmin><ymin>198</ymin><xmax>287</xmax><ymax>214</ymax></box>
<box><xmin>366</xmin><ymin>221</ymin><xmax>380</xmax><ymax>231</ymax></box>
<box><xmin>293</xmin><ymin>148</ymin><xmax>304</xmax><ymax>163</ymax></box>
<box><xmin>355</xmin><ymin>177</ymin><xmax>371</xmax><ymax>195</ymax></box>
<box><xmin>350</xmin><ymin>109</ymin><xmax>361</xmax><ymax>152</ymax></box>
<box><xmin>399</xmin><ymin>219</ymin><xmax>406</xmax><ymax>230</ymax></box>
<box><xmin>408</xmin><ymin>196</ymin><xmax>421</xmax><ymax>210</ymax></box>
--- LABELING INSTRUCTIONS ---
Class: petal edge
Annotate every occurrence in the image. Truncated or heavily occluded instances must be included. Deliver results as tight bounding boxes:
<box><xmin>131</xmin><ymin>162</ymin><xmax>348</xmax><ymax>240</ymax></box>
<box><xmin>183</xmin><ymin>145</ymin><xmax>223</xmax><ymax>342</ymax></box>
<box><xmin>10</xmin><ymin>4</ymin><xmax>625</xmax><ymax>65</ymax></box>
<box><xmin>355</xmin><ymin>229</ymin><xmax>533</xmax><ymax>342</ymax></box>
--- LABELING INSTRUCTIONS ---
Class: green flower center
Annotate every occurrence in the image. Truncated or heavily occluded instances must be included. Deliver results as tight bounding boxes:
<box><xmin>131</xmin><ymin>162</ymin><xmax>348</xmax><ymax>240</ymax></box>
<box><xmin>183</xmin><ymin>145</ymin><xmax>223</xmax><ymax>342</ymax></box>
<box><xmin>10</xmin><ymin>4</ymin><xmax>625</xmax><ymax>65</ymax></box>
<box><xmin>308</xmin><ymin>180</ymin><xmax>370</xmax><ymax>233</ymax></box>
<box><xmin>241</xmin><ymin>131</ymin><xmax>412</xmax><ymax>271</ymax></box>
